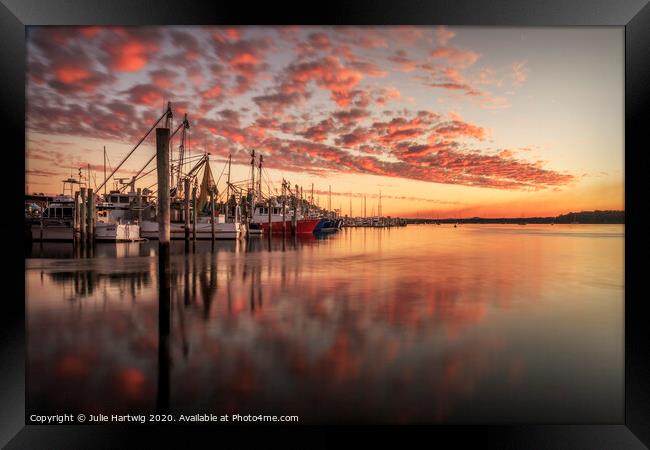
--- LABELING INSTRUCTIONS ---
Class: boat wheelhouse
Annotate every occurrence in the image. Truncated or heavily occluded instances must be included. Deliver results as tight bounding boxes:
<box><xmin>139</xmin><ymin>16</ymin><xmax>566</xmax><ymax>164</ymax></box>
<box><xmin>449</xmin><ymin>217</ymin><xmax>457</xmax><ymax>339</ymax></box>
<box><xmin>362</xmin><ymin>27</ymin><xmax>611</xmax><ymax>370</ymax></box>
<box><xmin>30</xmin><ymin>195</ymin><xmax>75</xmax><ymax>241</ymax></box>
<box><xmin>251</xmin><ymin>204</ymin><xmax>320</xmax><ymax>234</ymax></box>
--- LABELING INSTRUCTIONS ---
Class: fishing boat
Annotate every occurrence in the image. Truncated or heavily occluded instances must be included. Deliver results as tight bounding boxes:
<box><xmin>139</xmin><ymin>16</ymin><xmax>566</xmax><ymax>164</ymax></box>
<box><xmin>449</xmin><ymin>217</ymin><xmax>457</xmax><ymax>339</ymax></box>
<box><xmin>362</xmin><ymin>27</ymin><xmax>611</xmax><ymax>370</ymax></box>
<box><xmin>312</xmin><ymin>218</ymin><xmax>328</xmax><ymax>232</ymax></box>
<box><xmin>140</xmin><ymin>211</ymin><xmax>244</xmax><ymax>240</ymax></box>
<box><xmin>317</xmin><ymin>218</ymin><xmax>340</xmax><ymax>233</ymax></box>
<box><xmin>142</xmin><ymin>151</ymin><xmax>244</xmax><ymax>240</ymax></box>
<box><xmin>94</xmin><ymin>209</ymin><xmax>140</xmax><ymax>242</ymax></box>
<box><xmin>95</xmin><ymin>190</ymin><xmax>142</xmax><ymax>241</ymax></box>
<box><xmin>29</xmin><ymin>195</ymin><xmax>75</xmax><ymax>241</ymax></box>
<box><xmin>251</xmin><ymin>204</ymin><xmax>321</xmax><ymax>234</ymax></box>
<box><xmin>139</xmin><ymin>193</ymin><xmax>244</xmax><ymax>240</ymax></box>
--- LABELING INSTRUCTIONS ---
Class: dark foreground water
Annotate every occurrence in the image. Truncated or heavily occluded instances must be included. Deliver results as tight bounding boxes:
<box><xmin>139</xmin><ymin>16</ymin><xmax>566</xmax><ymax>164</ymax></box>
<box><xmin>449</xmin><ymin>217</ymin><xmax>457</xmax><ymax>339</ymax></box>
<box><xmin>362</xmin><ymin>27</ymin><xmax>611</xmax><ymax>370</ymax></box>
<box><xmin>25</xmin><ymin>224</ymin><xmax>624</xmax><ymax>423</ymax></box>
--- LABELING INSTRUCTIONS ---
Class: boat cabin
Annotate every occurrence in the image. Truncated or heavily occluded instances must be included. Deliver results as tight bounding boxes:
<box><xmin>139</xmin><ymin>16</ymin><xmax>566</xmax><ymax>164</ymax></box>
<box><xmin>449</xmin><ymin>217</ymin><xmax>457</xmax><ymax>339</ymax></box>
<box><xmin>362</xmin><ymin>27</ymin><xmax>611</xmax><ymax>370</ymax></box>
<box><xmin>98</xmin><ymin>191</ymin><xmax>135</xmax><ymax>209</ymax></box>
<box><xmin>256</xmin><ymin>206</ymin><xmax>284</xmax><ymax>216</ymax></box>
<box><xmin>42</xmin><ymin>196</ymin><xmax>75</xmax><ymax>220</ymax></box>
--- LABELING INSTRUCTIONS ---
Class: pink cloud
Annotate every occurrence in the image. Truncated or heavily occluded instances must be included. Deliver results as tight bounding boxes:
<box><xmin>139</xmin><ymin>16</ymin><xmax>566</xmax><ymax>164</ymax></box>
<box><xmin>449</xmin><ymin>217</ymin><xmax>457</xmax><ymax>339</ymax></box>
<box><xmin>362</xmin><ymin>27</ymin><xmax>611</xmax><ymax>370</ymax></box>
<box><xmin>101</xmin><ymin>29</ymin><xmax>161</xmax><ymax>72</ymax></box>
<box><xmin>430</xmin><ymin>47</ymin><xmax>480</xmax><ymax>68</ymax></box>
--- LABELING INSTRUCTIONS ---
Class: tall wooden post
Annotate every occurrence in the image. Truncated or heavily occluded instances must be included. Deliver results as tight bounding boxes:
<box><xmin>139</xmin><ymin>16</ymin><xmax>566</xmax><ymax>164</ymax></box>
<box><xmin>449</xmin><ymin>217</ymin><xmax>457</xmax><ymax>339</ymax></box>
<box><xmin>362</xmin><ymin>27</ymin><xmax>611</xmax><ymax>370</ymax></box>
<box><xmin>192</xmin><ymin>184</ymin><xmax>197</xmax><ymax>242</ymax></box>
<box><xmin>86</xmin><ymin>188</ymin><xmax>94</xmax><ymax>245</ymax></box>
<box><xmin>155</xmin><ymin>126</ymin><xmax>171</xmax><ymax>413</ymax></box>
<box><xmin>91</xmin><ymin>189</ymin><xmax>96</xmax><ymax>242</ymax></box>
<box><xmin>210</xmin><ymin>187</ymin><xmax>215</xmax><ymax>241</ymax></box>
<box><xmin>292</xmin><ymin>184</ymin><xmax>298</xmax><ymax>236</ymax></box>
<box><xmin>184</xmin><ymin>177</ymin><xmax>191</xmax><ymax>245</ymax></box>
<box><xmin>157</xmin><ymin>127</ymin><xmax>171</xmax><ymax>245</ymax></box>
<box><xmin>79</xmin><ymin>188</ymin><xmax>86</xmax><ymax>243</ymax></box>
<box><xmin>281</xmin><ymin>182</ymin><xmax>286</xmax><ymax>236</ymax></box>
<box><xmin>74</xmin><ymin>190</ymin><xmax>79</xmax><ymax>243</ymax></box>
<box><xmin>268</xmin><ymin>198</ymin><xmax>273</xmax><ymax>235</ymax></box>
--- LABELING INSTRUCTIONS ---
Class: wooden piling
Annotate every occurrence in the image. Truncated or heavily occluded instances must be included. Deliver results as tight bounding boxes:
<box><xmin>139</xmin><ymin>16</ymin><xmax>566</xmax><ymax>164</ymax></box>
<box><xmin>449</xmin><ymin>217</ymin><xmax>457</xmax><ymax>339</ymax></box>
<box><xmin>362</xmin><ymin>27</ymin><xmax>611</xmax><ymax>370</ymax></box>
<box><xmin>74</xmin><ymin>190</ymin><xmax>79</xmax><ymax>243</ymax></box>
<box><xmin>79</xmin><ymin>188</ymin><xmax>86</xmax><ymax>244</ymax></box>
<box><xmin>156</xmin><ymin>126</ymin><xmax>172</xmax><ymax>412</ymax></box>
<box><xmin>156</xmin><ymin>127</ymin><xmax>171</xmax><ymax>245</ymax></box>
<box><xmin>184</xmin><ymin>177</ymin><xmax>191</xmax><ymax>244</ymax></box>
<box><xmin>210</xmin><ymin>187</ymin><xmax>215</xmax><ymax>241</ymax></box>
<box><xmin>282</xmin><ymin>182</ymin><xmax>286</xmax><ymax>236</ymax></box>
<box><xmin>192</xmin><ymin>185</ymin><xmax>197</xmax><ymax>242</ymax></box>
<box><xmin>86</xmin><ymin>188</ymin><xmax>94</xmax><ymax>245</ymax></box>
<box><xmin>292</xmin><ymin>184</ymin><xmax>298</xmax><ymax>236</ymax></box>
<box><xmin>268</xmin><ymin>198</ymin><xmax>273</xmax><ymax>235</ymax></box>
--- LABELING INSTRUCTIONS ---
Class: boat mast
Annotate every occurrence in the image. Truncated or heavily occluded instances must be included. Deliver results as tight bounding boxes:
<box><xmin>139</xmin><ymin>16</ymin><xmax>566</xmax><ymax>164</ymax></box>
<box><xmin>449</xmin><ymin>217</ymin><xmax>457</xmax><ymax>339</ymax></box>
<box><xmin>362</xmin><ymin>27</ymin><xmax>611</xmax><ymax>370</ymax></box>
<box><xmin>258</xmin><ymin>154</ymin><xmax>263</xmax><ymax>201</ymax></box>
<box><xmin>226</xmin><ymin>153</ymin><xmax>232</xmax><ymax>218</ymax></box>
<box><xmin>328</xmin><ymin>185</ymin><xmax>332</xmax><ymax>216</ymax></box>
<box><xmin>250</xmin><ymin>149</ymin><xmax>256</xmax><ymax>220</ymax></box>
<box><xmin>364</xmin><ymin>194</ymin><xmax>367</xmax><ymax>218</ymax></box>
<box><xmin>250</xmin><ymin>149</ymin><xmax>255</xmax><ymax>200</ymax></box>
<box><xmin>103</xmin><ymin>146</ymin><xmax>107</xmax><ymax>196</ymax></box>
<box><xmin>378</xmin><ymin>190</ymin><xmax>382</xmax><ymax>217</ymax></box>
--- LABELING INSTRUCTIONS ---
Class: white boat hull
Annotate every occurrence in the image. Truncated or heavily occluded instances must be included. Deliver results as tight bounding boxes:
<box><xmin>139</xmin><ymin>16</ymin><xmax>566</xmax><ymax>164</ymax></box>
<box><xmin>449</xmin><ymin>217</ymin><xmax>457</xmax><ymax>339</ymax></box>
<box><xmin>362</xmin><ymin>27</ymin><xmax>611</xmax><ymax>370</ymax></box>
<box><xmin>95</xmin><ymin>223</ymin><xmax>140</xmax><ymax>242</ymax></box>
<box><xmin>140</xmin><ymin>220</ymin><xmax>243</xmax><ymax>240</ymax></box>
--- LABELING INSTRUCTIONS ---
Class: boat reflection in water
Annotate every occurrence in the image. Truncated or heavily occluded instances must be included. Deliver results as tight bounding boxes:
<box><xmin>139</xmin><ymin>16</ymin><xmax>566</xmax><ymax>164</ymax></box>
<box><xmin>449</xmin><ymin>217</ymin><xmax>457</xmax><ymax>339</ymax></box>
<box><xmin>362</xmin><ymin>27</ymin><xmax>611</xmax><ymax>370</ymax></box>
<box><xmin>26</xmin><ymin>225</ymin><xmax>624</xmax><ymax>423</ymax></box>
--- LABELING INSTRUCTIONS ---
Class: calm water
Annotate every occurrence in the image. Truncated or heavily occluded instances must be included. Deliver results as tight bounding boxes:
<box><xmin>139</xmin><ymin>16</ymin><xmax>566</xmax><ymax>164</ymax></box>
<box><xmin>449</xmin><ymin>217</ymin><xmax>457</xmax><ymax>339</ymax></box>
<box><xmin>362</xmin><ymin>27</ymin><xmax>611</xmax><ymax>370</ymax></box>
<box><xmin>25</xmin><ymin>224</ymin><xmax>624</xmax><ymax>423</ymax></box>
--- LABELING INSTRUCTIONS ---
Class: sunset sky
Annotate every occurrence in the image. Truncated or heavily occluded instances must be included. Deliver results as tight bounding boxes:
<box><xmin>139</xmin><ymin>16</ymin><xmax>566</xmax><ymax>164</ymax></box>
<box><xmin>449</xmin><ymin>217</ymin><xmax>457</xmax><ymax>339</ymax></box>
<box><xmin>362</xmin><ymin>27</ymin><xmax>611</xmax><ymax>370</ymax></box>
<box><xmin>25</xmin><ymin>26</ymin><xmax>624</xmax><ymax>218</ymax></box>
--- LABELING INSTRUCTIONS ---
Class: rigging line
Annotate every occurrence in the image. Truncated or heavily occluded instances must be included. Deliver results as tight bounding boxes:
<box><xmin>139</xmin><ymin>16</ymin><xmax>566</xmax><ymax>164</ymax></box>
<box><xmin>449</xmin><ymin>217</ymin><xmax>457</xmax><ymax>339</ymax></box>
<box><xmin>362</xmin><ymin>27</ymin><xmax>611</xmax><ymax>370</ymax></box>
<box><xmin>262</xmin><ymin>175</ymin><xmax>274</xmax><ymax>197</ymax></box>
<box><xmin>96</xmin><ymin>106</ymin><xmax>170</xmax><ymax>193</ymax></box>
<box><xmin>132</xmin><ymin>165</ymin><xmax>157</xmax><ymax>184</ymax></box>
<box><xmin>120</xmin><ymin>152</ymin><xmax>205</xmax><ymax>193</ymax></box>
<box><xmin>171</xmin><ymin>153</ymin><xmax>203</xmax><ymax>165</ymax></box>
<box><xmin>186</xmin><ymin>128</ymin><xmax>191</xmax><ymax>177</ymax></box>
<box><xmin>262</xmin><ymin>168</ymin><xmax>275</xmax><ymax>190</ymax></box>
<box><xmin>214</xmin><ymin>159</ymin><xmax>228</xmax><ymax>189</ymax></box>
<box><xmin>263</xmin><ymin>180</ymin><xmax>277</xmax><ymax>197</ymax></box>
<box><xmin>105</xmin><ymin>150</ymin><xmax>114</xmax><ymax>175</ymax></box>
<box><xmin>124</xmin><ymin>119</ymin><xmax>188</xmax><ymax>190</ymax></box>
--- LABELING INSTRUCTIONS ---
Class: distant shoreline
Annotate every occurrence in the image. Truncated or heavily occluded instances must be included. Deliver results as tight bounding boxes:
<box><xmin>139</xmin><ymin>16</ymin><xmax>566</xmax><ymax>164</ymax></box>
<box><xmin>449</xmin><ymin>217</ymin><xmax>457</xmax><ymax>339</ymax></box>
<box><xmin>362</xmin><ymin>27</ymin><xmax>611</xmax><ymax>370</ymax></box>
<box><xmin>406</xmin><ymin>219</ymin><xmax>624</xmax><ymax>224</ymax></box>
<box><xmin>404</xmin><ymin>210</ymin><xmax>625</xmax><ymax>225</ymax></box>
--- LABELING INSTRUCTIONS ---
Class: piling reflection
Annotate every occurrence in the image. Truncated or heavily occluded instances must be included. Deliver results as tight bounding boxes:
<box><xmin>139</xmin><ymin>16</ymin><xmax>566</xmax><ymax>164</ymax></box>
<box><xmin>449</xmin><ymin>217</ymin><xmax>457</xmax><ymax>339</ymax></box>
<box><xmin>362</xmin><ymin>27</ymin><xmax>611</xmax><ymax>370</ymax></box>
<box><xmin>26</xmin><ymin>225</ymin><xmax>624</xmax><ymax>423</ymax></box>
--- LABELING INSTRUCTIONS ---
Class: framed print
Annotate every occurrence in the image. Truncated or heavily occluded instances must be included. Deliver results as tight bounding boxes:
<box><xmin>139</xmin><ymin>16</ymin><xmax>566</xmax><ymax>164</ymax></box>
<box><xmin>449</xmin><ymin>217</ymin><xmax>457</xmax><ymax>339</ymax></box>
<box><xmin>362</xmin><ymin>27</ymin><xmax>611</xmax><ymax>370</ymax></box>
<box><xmin>2</xmin><ymin>0</ymin><xmax>649</xmax><ymax>448</ymax></box>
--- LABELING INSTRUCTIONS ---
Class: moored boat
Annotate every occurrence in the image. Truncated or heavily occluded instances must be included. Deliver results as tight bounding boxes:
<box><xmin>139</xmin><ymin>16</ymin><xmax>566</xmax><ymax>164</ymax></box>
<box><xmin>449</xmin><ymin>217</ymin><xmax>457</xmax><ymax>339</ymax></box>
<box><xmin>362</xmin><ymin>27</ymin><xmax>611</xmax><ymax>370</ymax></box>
<box><xmin>30</xmin><ymin>195</ymin><xmax>75</xmax><ymax>241</ymax></box>
<box><xmin>95</xmin><ymin>210</ymin><xmax>140</xmax><ymax>242</ymax></box>
<box><xmin>95</xmin><ymin>222</ymin><xmax>140</xmax><ymax>242</ymax></box>
<box><xmin>251</xmin><ymin>204</ymin><xmax>321</xmax><ymax>234</ymax></box>
<box><xmin>140</xmin><ymin>213</ymin><xmax>244</xmax><ymax>240</ymax></box>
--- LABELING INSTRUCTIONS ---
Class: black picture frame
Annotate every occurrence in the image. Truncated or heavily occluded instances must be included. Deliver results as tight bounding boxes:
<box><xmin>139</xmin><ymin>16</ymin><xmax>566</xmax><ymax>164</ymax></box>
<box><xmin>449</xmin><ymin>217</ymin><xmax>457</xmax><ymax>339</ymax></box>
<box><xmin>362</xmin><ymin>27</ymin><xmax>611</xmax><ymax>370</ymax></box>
<box><xmin>2</xmin><ymin>1</ymin><xmax>648</xmax><ymax>447</ymax></box>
